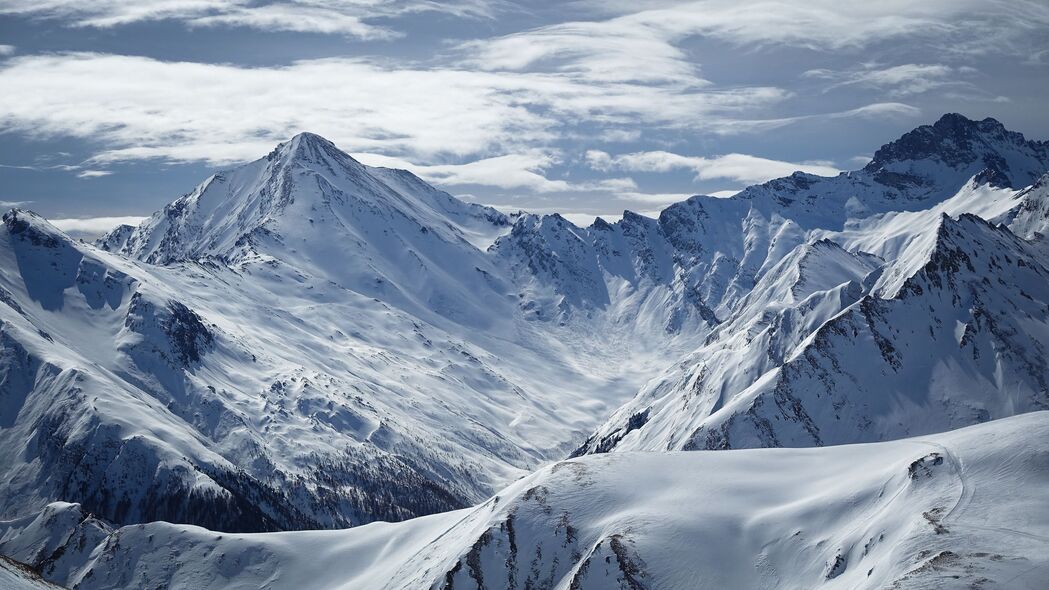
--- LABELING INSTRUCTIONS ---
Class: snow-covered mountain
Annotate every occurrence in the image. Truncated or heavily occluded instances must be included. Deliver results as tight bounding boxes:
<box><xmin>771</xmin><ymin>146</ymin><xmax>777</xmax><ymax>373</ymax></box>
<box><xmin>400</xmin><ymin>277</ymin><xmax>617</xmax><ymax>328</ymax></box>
<box><xmin>735</xmin><ymin>113</ymin><xmax>1049</xmax><ymax>229</ymax></box>
<box><xmin>99</xmin><ymin>132</ymin><xmax>513</xmax><ymax>329</ymax></box>
<box><xmin>0</xmin><ymin>210</ymin><xmax>675</xmax><ymax>534</ymax></box>
<box><xmin>2</xmin><ymin>111</ymin><xmax>1048</xmax><ymax>553</ymax></box>
<box><xmin>495</xmin><ymin>113</ymin><xmax>1049</xmax><ymax>328</ymax></box>
<box><xmin>0</xmin><ymin>135</ymin><xmax>711</xmax><ymax>535</ymax></box>
<box><xmin>576</xmin><ymin>174</ymin><xmax>1049</xmax><ymax>454</ymax></box>
<box><xmin>3</xmin><ymin>413</ymin><xmax>1047</xmax><ymax>589</ymax></box>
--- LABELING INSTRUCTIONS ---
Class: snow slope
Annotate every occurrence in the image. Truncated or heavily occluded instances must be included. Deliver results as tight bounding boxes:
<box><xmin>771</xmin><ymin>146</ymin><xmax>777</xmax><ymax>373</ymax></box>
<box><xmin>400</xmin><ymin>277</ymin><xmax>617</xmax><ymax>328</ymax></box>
<box><xmin>0</xmin><ymin>205</ymin><xmax>691</xmax><ymax>534</ymax></box>
<box><xmin>578</xmin><ymin>177</ymin><xmax>1049</xmax><ymax>454</ymax></box>
<box><xmin>493</xmin><ymin>113</ymin><xmax>1049</xmax><ymax>328</ymax></box>
<box><xmin>0</xmin><ymin>557</ymin><xmax>63</xmax><ymax>590</ymax></box>
<box><xmin>100</xmin><ymin>133</ymin><xmax>514</xmax><ymax>330</ymax></box>
<box><xmin>0</xmin><ymin>136</ymin><xmax>708</xmax><ymax>534</ymax></box>
<box><xmin>2</xmin><ymin>113</ymin><xmax>1048</xmax><ymax>539</ymax></box>
<box><xmin>2</xmin><ymin>413</ymin><xmax>1047</xmax><ymax>589</ymax></box>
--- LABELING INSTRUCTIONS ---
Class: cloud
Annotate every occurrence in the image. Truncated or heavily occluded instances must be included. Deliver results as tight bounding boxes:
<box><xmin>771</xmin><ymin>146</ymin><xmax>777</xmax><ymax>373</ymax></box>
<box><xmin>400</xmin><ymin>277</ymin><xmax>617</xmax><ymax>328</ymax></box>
<box><xmin>191</xmin><ymin>5</ymin><xmax>394</xmax><ymax>39</ymax></box>
<box><xmin>556</xmin><ymin>1</ymin><xmax>1049</xmax><ymax>56</ymax></box>
<box><xmin>0</xmin><ymin>0</ymin><xmax>237</xmax><ymax>27</ymax></box>
<box><xmin>587</xmin><ymin>149</ymin><xmax>840</xmax><ymax>184</ymax></box>
<box><xmin>0</xmin><ymin>45</ymin><xmax>14</xmax><ymax>56</ymax></box>
<box><xmin>0</xmin><ymin>52</ymin><xmax>792</xmax><ymax>171</ymax></box>
<box><xmin>455</xmin><ymin>1</ymin><xmax>1049</xmax><ymax>109</ymax></box>
<box><xmin>0</xmin><ymin>162</ymin><xmax>81</xmax><ymax>172</ymax></box>
<box><xmin>0</xmin><ymin>0</ymin><xmax>500</xmax><ymax>38</ymax></box>
<box><xmin>706</xmin><ymin>102</ymin><xmax>922</xmax><ymax>135</ymax></box>
<box><xmin>1</xmin><ymin>158</ymin><xmax>110</xmax><ymax>177</ymax></box>
<box><xmin>458</xmin><ymin>17</ymin><xmax>704</xmax><ymax>84</ymax></box>
<box><xmin>803</xmin><ymin>63</ymin><xmax>965</xmax><ymax>97</ymax></box>
<box><xmin>486</xmin><ymin>205</ymin><xmax>666</xmax><ymax>229</ymax></box>
<box><xmin>48</xmin><ymin>215</ymin><xmax>147</xmax><ymax>237</ymax></box>
<box><xmin>358</xmin><ymin>151</ymin><xmax>573</xmax><ymax>192</ymax></box>
<box><xmin>707</xmin><ymin>190</ymin><xmax>740</xmax><ymax>198</ymax></box>
<box><xmin>359</xmin><ymin>151</ymin><xmax>640</xmax><ymax>194</ymax></box>
<box><xmin>2</xmin><ymin>3</ymin><xmax>1042</xmax><ymax>207</ymax></box>
<box><xmin>614</xmin><ymin>191</ymin><xmax>696</xmax><ymax>206</ymax></box>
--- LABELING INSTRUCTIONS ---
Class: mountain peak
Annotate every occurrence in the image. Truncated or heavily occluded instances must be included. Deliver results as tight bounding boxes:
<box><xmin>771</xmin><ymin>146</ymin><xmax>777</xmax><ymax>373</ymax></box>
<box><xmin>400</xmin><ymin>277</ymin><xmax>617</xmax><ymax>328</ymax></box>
<box><xmin>932</xmin><ymin>112</ymin><xmax>999</xmax><ymax>131</ymax></box>
<box><xmin>2</xmin><ymin>208</ymin><xmax>71</xmax><ymax>248</ymax></box>
<box><xmin>97</xmin><ymin>130</ymin><xmax>513</xmax><ymax>319</ymax></box>
<box><xmin>863</xmin><ymin>112</ymin><xmax>1042</xmax><ymax>175</ymax></box>
<box><xmin>279</xmin><ymin>131</ymin><xmax>337</xmax><ymax>151</ymax></box>
<box><xmin>284</xmin><ymin>131</ymin><xmax>337</xmax><ymax>154</ymax></box>
<box><xmin>874</xmin><ymin>211</ymin><xmax>1021</xmax><ymax>299</ymax></box>
<box><xmin>289</xmin><ymin>130</ymin><xmax>329</xmax><ymax>143</ymax></box>
<box><xmin>267</xmin><ymin>131</ymin><xmax>366</xmax><ymax>174</ymax></box>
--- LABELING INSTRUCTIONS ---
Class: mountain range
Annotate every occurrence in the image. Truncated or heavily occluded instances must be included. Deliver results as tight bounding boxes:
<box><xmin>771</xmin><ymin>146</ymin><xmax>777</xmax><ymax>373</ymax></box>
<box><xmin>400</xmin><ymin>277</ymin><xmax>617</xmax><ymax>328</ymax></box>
<box><xmin>1</xmin><ymin>113</ymin><xmax>1048</xmax><ymax>588</ymax></box>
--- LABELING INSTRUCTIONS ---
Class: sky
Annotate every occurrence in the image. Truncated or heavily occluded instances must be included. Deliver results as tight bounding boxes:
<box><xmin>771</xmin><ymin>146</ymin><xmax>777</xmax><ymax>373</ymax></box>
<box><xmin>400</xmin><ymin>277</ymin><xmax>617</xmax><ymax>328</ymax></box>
<box><xmin>1</xmin><ymin>0</ymin><xmax>1048</xmax><ymax>235</ymax></box>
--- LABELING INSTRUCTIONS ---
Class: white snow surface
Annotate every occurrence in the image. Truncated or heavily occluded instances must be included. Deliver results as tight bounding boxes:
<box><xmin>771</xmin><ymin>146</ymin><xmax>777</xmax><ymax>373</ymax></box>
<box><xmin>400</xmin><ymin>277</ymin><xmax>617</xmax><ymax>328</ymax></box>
<box><xmin>0</xmin><ymin>133</ymin><xmax>710</xmax><ymax>532</ymax></box>
<box><xmin>2</xmin><ymin>112</ymin><xmax>1049</xmax><ymax>553</ymax></box>
<box><xmin>2</xmin><ymin>413</ymin><xmax>1047</xmax><ymax>589</ymax></box>
<box><xmin>577</xmin><ymin>176</ymin><xmax>1049</xmax><ymax>455</ymax></box>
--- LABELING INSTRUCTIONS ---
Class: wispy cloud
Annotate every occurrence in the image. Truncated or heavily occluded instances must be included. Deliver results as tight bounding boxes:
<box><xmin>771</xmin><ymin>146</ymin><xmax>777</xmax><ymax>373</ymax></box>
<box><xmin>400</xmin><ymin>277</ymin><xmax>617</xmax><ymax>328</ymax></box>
<box><xmin>486</xmin><ymin>205</ymin><xmax>667</xmax><ymax>229</ymax></box>
<box><xmin>454</xmin><ymin>0</ymin><xmax>1049</xmax><ymax>122</ymax></box>
<box><xmin>0</xmin><ymin>162</ymin><xmax>80</xmax><ymax>172</ymax></box>
<box><xmin>0</xmin><ymin>0</ymin><xmax>500</xmax><ymax>38</ymax></box>
<box><xmin>558</xmin><ymin>0</ymin><xmax>1049</xmax><ymax>56</ymax></box>
<box><xmin>359</xmin><ymin>151</ymin><xmax>574</xmax><ymax>192</ymax></box>
<box><xmin>359</xmin><ymin>151</ymin><xmax>639</xmax><ymax>194</ymax></box>
<box><xmin>707</xmin><ymin>190</ymin><xmax>740</xmax><ymax>198</ymax></box>
<box><xmin>614</xmin><ymin>191</ymin><xmax>697</xmax><ymax>206</ymax></box>
<box><xmin>0</xmin><ymin>52</ymin><xmax>793</xmax><ymax>168</ymax></box>
<box><xmin>1</xmin><ymin>0</ymin><xmax>1045</xmax><ymax>212</ymax></box>
<box><xmin>586</xmin><ymin>149</ymin><xmax>840</xmax><ymax>184</ymax></box>
<box><xmin>706</xmin><ymin>103</ymin><xmax>922</xmax><ymax>135</ymax></box>
<box><xmin>458</xmin><ymin>16</ymin><xmax>703</xmax><ymax>84</ymax></box>
<box><xmin>803</xmin><ymin>63</ymin><xmax>968</xmax><ymax>97</ymax></box>
<box><xmin>0</xmin><ymin>45</ymin><xmax>14</xmax><ymax>56</ymax></box>
<box><xmin>1</xmin><ymin>158</ymin><xmax>108</xmax><ymax>177</ymax></box>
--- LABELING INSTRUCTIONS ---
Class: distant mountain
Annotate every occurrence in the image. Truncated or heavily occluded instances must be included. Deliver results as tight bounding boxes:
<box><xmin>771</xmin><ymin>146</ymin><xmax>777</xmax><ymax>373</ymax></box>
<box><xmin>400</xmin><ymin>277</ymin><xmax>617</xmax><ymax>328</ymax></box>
<box><xmin>3</xmin><ymin>413</ymin><xmax>1047</xmax><ymax>589</ymax></box>
<box><xmin>576</xmin><ymin>175</ymin><xmax>1049</xmax><ymax>454</ymax></box>
<box><xmin>734</xmin><ymin>113</ymin><xmax>1049</xmax><ymax>229</ymax></box>
<box><xmin>1</xmin><ymin>112</ymin><xmax>1048</xmax><ymax>543</ymax></box>
<box><xmin>496</xmin><ymin>113</ymin><xmax>1049</xmax><ymax>324</ymax></box>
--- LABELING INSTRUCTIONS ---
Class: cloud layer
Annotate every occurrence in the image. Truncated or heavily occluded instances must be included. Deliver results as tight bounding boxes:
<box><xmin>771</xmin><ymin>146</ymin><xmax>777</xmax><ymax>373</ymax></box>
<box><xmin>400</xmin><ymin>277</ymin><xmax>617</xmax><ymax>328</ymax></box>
<box><xmin>0</xmin><ymin>0</ymin><xmax>499</xmax><ymax>38</ymax></box>
<box><xmin>0</xmin><ymin>52</ymin><xmax>798</xmax><ymax>163</ymax></box>
<box><xmin>0</xmin><ymin>0</ymin><xmax>1046</xmax><ymax>218</ymax></box>
<box><xmin>48</xmin><ymin>215</ymin><xmax>146</xmax><ymax>237</ymax></box>
<box><xmin>586</xmin><ymin>150</ymin><xmax>840</xmax><ymax>185</ymax></box>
